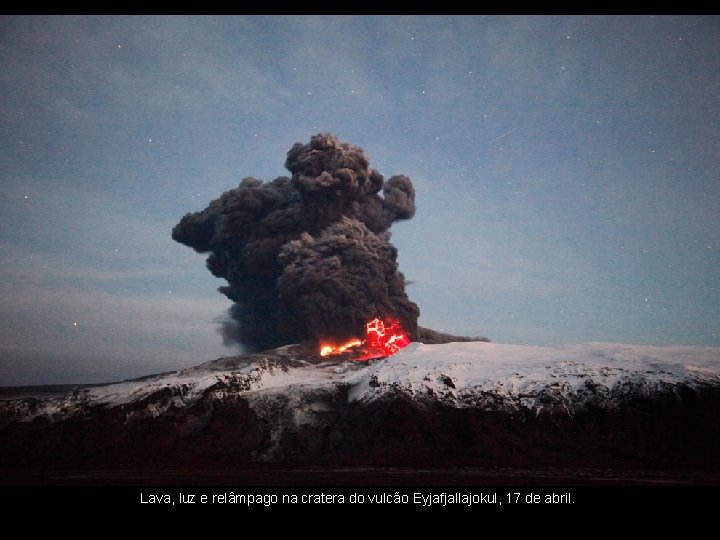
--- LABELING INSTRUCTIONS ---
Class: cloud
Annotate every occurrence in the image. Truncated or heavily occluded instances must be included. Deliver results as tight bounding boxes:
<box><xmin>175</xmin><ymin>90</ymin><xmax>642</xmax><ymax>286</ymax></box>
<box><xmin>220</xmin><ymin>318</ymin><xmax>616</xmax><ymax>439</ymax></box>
<box><xmin>0</xmin><ymin>177</ymin><xmax>236</xmax><ymax>384</ymax></box>
<box><xmin>0</xmin><ymin>275</ymin><xmax>232</xmax><ymax>385</ymax></box>
<box><xmin>173</xmin><ymin>133</ymin><xmax>419</xmax><ymax>350</ymax></box>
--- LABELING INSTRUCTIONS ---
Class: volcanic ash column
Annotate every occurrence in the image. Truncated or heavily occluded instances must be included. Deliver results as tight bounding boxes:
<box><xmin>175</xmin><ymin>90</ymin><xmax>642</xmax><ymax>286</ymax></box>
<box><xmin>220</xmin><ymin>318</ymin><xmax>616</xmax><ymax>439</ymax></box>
<box><xmin>172</xmin><ymin>133</ymin><xmax>420</xmax><ymax>355</ymax></box>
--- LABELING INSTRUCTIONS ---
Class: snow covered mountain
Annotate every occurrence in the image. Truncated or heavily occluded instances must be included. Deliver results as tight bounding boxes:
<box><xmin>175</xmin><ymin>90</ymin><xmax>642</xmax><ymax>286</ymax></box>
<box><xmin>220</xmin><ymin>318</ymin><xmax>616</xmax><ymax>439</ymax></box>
<box><xmin>1</xmin><ymin>341</ymin><xmax>719</xmax><ymax>481</ymax></box>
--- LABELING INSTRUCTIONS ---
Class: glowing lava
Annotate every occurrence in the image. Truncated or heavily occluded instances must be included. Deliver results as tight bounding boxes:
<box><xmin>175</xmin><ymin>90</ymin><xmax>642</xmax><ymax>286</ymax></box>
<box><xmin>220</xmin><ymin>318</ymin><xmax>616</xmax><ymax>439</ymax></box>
<box><xmin>318</xmin><ymin>317</ymin><xmax>411</xmax><ymax>361</ymax></box>
<box><xmin>319</xmin><ymin>338</ymin><xmax>362</xmax><ymax>357</ymax></box>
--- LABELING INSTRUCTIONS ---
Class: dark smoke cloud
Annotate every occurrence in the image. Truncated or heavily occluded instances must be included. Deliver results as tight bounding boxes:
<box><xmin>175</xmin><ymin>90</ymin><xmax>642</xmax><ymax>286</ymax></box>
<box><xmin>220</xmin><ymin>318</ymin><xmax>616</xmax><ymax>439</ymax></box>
<box><xmin>172</xmin><ymin>133</ymin><xmax>419</xmax><ymax>351</ymax></box>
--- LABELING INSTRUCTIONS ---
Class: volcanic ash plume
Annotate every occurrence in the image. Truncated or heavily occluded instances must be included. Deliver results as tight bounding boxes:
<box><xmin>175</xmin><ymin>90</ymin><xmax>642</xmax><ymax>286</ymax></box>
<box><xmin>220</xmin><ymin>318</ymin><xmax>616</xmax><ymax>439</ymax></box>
<box><xmin>172</xmin><ymin>133</ymin><xmax>420</xmax><ymax>351</ymax></box>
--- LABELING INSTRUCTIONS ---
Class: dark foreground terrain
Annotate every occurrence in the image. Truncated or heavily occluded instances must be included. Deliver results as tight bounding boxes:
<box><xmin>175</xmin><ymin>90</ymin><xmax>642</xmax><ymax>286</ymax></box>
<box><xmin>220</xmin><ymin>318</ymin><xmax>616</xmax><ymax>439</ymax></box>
<box><xmin>1</xmin><ymin>342</ymin><xmax>719</xmax><ymax>486</ymax></box>
<box><xmin>1</xmin><ymin>385</ymin><xmax>719</xmax><ymax>486</ymax></box>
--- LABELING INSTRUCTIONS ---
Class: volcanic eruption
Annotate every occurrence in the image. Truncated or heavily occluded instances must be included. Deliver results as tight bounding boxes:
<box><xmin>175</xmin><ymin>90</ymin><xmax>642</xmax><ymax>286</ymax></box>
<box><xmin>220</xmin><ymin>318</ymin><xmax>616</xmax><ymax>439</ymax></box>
<box><xmin>172</xmin><ymin>133</ymin><xmax>419</xmax><ymax>357</ymax></box>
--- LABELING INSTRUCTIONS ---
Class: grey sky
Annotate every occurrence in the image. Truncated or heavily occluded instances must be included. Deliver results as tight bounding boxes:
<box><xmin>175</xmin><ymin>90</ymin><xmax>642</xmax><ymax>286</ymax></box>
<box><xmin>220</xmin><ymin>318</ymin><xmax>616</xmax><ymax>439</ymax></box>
<box><xmin>1</xmin><ymin>15</ymin><xmax>718</xmax><ymax>385</ymax></box>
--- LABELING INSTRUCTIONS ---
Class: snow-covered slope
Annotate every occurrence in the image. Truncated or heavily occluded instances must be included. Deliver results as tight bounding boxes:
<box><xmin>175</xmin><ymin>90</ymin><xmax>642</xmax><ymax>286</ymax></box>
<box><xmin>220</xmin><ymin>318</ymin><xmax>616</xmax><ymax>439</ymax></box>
<box><xmin>2</xmin><ymin>341</ymin><xmax>719</xmax><ymax>474</ymax></box>
<box><xmin>3</xmin><ymin>341</ymin><xmax>718</xmax><ymax>423</ymax></box>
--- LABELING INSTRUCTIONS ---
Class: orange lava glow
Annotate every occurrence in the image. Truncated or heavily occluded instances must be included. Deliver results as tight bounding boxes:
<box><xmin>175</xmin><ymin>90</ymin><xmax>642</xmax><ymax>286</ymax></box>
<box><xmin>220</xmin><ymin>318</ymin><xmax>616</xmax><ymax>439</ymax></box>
<box><xmin>319</xmin><ymin>338</ymin><xmax>363</xmax><ymax>357</ymax></box>
<box><xmin>318</xmin><ymin>317</ymin><xmax>411</xmax><ymax>361</ymax></box>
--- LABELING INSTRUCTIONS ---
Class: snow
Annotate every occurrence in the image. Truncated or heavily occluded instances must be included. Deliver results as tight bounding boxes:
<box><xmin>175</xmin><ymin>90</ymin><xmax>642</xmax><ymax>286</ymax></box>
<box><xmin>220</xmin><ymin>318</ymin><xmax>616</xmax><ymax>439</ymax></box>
<box><xmin>372</xmin><ymin>341</ymin><xmax>720</xmax><ymax>392</ymax></box>
<box><xmin>348</xmin><ymin>342</ymin><xmax>720</xmax><ymax>407</ymax></box>
<box><xmin>3</xmin><ymin>341</ymin><xmax>719</xmax><ymax>422</ymax></box>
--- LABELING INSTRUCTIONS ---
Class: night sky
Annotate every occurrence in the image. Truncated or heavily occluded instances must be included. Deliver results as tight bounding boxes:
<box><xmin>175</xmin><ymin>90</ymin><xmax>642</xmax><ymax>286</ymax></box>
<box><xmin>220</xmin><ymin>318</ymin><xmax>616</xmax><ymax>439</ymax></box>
<box><xmin>1</xmin><ymin>15</ymin><xmax>718</xmax><ymax>385</ymax></box>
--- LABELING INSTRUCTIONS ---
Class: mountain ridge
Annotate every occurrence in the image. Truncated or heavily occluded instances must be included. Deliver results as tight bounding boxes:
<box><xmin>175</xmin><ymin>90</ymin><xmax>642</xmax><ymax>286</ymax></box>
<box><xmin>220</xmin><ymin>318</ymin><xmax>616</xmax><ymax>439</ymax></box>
<box><xmin>1</xmin><ymin>341</ymin><xmax>719</xmax><ymax>484</ymax></box>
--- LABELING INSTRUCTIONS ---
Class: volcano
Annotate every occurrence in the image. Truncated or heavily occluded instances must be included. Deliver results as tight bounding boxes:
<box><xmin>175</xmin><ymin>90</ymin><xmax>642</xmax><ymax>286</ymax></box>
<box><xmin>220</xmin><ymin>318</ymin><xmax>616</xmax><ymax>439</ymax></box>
<box><xmin>1</xmin><ymin>341</ymin><xmax>719</xmax><ymax>485</ymax></box>
<box><xmin>319</xmin><ymin>317</ymin><xmax>411</xmax><ymax>360</ymax></box>
<box><xmin>171</xmin><ymin>133</ymin><xmax>424</xmax><ymax>353</ymax></box>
